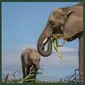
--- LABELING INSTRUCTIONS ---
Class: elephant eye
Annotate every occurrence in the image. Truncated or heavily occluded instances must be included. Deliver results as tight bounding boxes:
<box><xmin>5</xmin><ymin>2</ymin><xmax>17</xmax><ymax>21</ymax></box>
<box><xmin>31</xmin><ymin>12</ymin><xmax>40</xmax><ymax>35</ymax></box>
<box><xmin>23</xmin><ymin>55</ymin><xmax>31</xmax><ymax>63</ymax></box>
<box><xmin>49</xmin><ymin>20</ymin><xmax>55</xmax><ymax>26</ymax></box>
<box><xmin>52</xmin><ymin>25</ymin><xmax>63</xmax><ymax>34</ymax></box>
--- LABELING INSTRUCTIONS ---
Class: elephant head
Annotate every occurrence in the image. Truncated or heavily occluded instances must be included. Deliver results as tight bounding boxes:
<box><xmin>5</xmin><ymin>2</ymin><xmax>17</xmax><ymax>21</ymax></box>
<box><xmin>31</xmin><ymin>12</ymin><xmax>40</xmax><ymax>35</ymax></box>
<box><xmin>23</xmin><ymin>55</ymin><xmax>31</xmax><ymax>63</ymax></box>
<box><xmin>37</xmin><ymin>2</ymin><xmax>83</xmax><ymax>57</ymax></box>
<box><xmin>29</xmin><ymin>50</ymin><xmax>40</xmax><ymax>69</ymax></box>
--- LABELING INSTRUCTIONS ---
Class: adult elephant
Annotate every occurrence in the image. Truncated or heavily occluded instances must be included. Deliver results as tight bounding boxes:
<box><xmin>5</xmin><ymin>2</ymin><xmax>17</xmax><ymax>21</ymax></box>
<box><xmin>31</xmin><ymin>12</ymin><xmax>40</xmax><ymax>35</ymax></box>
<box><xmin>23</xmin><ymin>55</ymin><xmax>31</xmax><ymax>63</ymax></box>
<box><xmin>21</xmin><ymin>48</ymin><xmax>40</xmax><ymax>82</ymax></box>
<box><xmin>37</xmin><ymin>2</ymin><xmax>83</xmax><ymax>82</ymax></box>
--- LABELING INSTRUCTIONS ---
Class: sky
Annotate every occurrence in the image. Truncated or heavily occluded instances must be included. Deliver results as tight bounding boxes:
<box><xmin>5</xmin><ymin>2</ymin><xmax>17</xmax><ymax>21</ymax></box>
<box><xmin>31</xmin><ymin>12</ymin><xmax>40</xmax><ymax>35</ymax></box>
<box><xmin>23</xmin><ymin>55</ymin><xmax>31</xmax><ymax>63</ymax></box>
<box><xmin>2</xmin><ymin>2</ymin><xmax>80</xmax><ymax>81</ymax></box>
<box><xmin>2</xmin><ymin>2</ymin><xmax>79</xmax><ymax>52</ymax></box>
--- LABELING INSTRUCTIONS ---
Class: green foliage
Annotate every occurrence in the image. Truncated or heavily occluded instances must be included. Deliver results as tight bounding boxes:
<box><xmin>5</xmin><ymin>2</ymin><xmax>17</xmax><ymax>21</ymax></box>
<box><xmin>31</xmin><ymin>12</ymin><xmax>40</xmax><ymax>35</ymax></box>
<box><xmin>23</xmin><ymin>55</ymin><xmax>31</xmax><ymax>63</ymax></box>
<box><xmin>51</xmin><ymin>34</ymin><xmax>64</xmax><ymax>60</ymax></box>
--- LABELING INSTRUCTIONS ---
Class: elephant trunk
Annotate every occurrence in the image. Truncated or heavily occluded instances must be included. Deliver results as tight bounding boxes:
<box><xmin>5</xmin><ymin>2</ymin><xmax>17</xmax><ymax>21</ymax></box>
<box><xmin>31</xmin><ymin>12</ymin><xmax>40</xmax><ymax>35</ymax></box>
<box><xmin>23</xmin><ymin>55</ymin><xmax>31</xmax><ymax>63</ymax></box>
<box><xmin>37</xmin><ymin>23</ymin><xmax>52</xmax><ymax>57</ymax></box>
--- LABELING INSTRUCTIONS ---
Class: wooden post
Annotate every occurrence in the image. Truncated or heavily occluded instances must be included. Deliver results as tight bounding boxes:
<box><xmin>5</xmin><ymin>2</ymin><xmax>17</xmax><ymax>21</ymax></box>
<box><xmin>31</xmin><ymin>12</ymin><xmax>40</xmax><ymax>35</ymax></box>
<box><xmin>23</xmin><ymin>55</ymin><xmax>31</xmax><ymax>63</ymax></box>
<box><xmin>79</xmin><ymin>34</ymin><xmax>83</xmax><ymax>82</ymax></box>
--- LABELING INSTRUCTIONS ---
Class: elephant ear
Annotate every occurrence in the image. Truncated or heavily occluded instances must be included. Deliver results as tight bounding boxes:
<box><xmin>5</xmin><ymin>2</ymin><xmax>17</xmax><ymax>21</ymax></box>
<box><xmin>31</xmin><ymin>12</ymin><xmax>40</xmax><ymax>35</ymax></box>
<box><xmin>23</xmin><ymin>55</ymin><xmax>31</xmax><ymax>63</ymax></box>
<box><xmin>62</xmin><ymin>8</ymin><xmax>73</xmax><ymax>20</ymax></box>
<box><xmin>67</xmin><ymin>9</ymin><xmax>73</xmax><ymax>17</ymax></box>
<box><xmin>61</xmin><ymin>7</ymin><xmax>83</xmax><ymax>41</ymax></box>
<box><xmin>63</xmin><ymin>13</ymin><xmax>83</xmax><ymax>41</ymax></box>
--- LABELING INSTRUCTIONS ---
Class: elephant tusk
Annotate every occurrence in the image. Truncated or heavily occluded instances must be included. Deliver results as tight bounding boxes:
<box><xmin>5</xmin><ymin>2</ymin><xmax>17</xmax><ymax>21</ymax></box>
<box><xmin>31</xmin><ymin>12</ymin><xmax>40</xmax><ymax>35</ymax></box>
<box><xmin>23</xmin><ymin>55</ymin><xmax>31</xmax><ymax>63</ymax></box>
<box><xmin>43</xmin><ymin>38</ymin><xmax>48</xmax><ymax>44</ymax></box>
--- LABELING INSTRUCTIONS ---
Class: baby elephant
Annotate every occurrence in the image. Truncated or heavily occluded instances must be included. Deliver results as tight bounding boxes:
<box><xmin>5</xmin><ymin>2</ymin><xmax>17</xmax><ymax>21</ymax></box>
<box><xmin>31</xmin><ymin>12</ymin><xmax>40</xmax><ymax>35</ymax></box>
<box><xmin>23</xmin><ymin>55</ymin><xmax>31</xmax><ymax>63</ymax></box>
<box><xmin>21</xmin><ymin>48</ymin><xmax>40</xmax><ymax>82</ymax></box>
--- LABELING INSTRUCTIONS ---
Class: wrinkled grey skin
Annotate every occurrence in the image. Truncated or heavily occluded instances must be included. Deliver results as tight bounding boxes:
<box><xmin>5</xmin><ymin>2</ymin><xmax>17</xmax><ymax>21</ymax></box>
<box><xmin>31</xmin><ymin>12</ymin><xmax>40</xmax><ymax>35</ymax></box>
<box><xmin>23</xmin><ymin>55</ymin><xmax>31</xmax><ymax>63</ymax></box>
<box><xmin>37</xmin><ymin>2</ymin><xmax>83</xmax><ymax>82</ymax></box>
<box><xmin>21</xmin><ymin>48</ymin><xmax>40</xmax><ymax>82</ymax></box>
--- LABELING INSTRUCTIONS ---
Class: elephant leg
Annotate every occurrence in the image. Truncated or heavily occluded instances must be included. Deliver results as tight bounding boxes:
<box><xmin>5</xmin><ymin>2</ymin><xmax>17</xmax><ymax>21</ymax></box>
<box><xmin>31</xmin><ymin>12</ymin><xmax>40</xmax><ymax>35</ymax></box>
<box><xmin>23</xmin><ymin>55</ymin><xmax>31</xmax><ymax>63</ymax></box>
<box><xmin>25</xmin><ymin>67</ymin><xmax>27</xmax><ymax>77</ymax></box>
<box><xmin>33</xmin><ymin>70</ymin><xmax>37</xmax><ymax>79</ymax></box>
<box><xmin>27</xmin><ymin>66</ymin><xmax>30</xmax><ymax>75</ymax></box>
<box><xmin>21</xmin><ymin>55</ymin><xmax>25</xmax><ymax>79</ymax></box>
<box><xmin>78</xmin><ymin>35</ymin><xmax>83</xmax><ymax>82</ymax></box>
<box><xmin>22</xmin><ymin>65</ymin><xmax>25</xmax><ymax>79</ymax></box>
<box><xmin>25</xmin><ymin>66</ymin><xmax>33</xmax><ymax>82</ymax></box>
